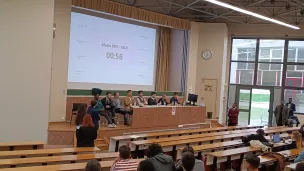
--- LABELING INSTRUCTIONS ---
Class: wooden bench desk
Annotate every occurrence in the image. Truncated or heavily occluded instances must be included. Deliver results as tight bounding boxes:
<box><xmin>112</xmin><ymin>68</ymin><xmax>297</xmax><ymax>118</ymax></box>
<box><xmin>0</xmin><ymin>141</ymin><xmax>44</xmax><ymax>151</ymax></box>
<box><xmin>0</xmin><ymin>159</ymin><xmax>143</xmax><ymax>171</ymax></box>
<box><xmin>109</xmin><ymin>125</ymin><xmax>266</xmax><ymax>152</ymax></box>
<box><xmin>130</xmin><ymin>127</ymin><xmax>295</xmax><ymax>153</ymax></box>
<box><xmin>175</xmin><ymin>134</ymin><xmax>278</xmax><ymax>159</ymax></box>
<box><xmin>0</xmin><ymin>152</ymin><xmax>118</xmax><ymax>168</ymax></box>
<box><xmin>131</xmin><ymin>126</ymin><xmax>292</xmax><ymax>149</ymax></box>
<box><xmin>285</xmin><ymin>163</ymin><xmax>298</xmax><ymax>171</ymax></box>
<box><xmin>0</xmin><ymin>147</ymin><xmax>101</xmax><ymax>159</ymax></box>
<box><xmin>207</xmin><ymin>143</ymin><xmax>292</xmax><ymax>171</ymax></box>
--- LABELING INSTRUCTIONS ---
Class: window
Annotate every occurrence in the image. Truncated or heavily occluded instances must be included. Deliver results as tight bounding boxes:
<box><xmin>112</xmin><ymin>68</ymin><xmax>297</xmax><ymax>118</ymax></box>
<box><xmin>259</xmin><ymin>40</ymin><xmax>284</xmax><ymax>62</ymax></box>
<box><xmin>286</xmin><ymin>65</ymin><xmax>304</xmax><ymax>87</ymax></box>
<box><xmin>284</xmin><ymin>89</ymin><xmax>304</xmax><ymax>113</ymax></box>
<box><xmin>257</xmin><ymin>64</ymin><xmax>282</xmax><ymax>86</ymax></box>
<box><xmin>288</xmin><ymin>41</ymin><xmax>304</xmax><ymax>63</ymax></box>
<box><xmin>231</xmin><ymin>39</ymin><xmax>256</xmax><ymax>61</ymax></box>
<box><xmin>230</xmin><ymin>62</ymin><xmax>254</xmax><ymax>85</ymax></box>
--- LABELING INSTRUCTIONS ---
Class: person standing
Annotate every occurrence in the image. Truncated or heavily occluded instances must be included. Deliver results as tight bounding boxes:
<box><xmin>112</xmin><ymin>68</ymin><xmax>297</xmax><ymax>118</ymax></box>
<box><xmin>286</xmin><ymin>98</ymin><xmax>296</xmax><ymax>116</ymax></box>
<box><xmin>158</xmin><ymin>94</ymin><xmax>168</xmax><ymax>105</ymax></box>
<box><xmin>274</xmin><ymin>101</ymin><xmax>288</xmax><ymax>126</ymax></box>
<box><xmin>76</xmin><ymin>114</ymin><xmax>97</xmax><ymax>147</ymax></box>
<box><xmin>101</xmin><ymin>92</ymin><xmax>116</xmax><ymax>126</ymax></box>
<box><xmin>148</xmin><ymin>92</ymin><xmax>157</xmax><ymax>105</ymax></box>
<box><xmin>87</xmin><ymin>100</ymin><xmax>101</xmax><ymax>129</ymax></box>
<box><xmin>75</xmin><ymin>104</ymin><xmax>87</xmax><ymax>126</ymax></box>
<box><xmin>136</xmin><ymin>90</ymin><xmax>147</xmax><ymax>106</ymax></box>
<box><xmin>113</xmin><ymin>92</ymin><xmax>130</xmax><ymax>126</ymax></box>
<box><xmin>227</xmin><ymin>103</ymin><xmax>239</xmax><ymax>126</ymax></box>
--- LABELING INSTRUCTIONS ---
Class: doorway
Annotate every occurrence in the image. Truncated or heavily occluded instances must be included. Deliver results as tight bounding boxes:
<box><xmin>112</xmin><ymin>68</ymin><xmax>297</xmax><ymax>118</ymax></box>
<box><xmin>235</xmin><ymin>86</ymin><xmax>273</xmax><ymax>125</ymax></box>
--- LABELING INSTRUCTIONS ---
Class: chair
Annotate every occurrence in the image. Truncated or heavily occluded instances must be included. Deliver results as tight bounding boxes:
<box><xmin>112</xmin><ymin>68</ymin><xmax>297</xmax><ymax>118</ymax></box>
<box><xmin>70</xmin><ymin>103</ymin><xmax>86</xmax><ymax>125</ymax></box>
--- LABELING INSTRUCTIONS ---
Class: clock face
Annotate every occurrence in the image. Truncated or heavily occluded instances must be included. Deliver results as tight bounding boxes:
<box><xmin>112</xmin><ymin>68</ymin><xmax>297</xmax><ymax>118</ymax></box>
<box><xmin>202</xmin><ymin>50</ymin><xmax>212</xmax><ymax>60</ymax></box>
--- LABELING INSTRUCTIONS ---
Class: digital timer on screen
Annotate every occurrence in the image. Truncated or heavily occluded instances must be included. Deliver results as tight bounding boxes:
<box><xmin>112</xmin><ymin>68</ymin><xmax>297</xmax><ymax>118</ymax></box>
<box><xmin>68</xmin><ymin>12</ymin><xmax>157</xmax><ymax>89</ymax></box>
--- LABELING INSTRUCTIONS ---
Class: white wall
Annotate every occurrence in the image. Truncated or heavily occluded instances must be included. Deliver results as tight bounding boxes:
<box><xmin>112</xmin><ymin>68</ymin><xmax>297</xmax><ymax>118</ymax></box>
<box><xmin>0</xmin><ymin>0</ymin><xmax>54</xmax><ymax>142</ymax></box>
<box><xmin>49</xmin><ymin>0</ymin><xmax>71</xmax><ymax>122</ymax></box>
<box><xmin>187</xmin><ymin>22</ymin><xmax>228</xmax><ymax>123</ymax></box>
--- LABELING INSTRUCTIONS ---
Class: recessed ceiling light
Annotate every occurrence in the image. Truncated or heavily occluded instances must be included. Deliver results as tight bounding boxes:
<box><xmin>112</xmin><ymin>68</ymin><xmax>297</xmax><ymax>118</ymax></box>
<box><xmin>204</xmin><ymin>0</ymin><xmax>300</xmax><ymax>29</ymax></box>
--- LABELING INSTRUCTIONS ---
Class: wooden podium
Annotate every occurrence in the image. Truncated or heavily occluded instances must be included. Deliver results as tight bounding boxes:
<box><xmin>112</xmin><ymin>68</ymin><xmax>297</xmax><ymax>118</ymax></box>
<box><xmin>131</xmin><ymin>106</ymin><xmax>206</xmax><ymax>128</ymax></box>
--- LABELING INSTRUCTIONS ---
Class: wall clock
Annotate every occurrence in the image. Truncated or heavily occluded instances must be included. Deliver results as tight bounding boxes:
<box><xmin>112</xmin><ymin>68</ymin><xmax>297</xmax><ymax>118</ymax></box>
<box><xmin>202</xmin><ymin>49</ymin><xmax>212</xmax><ymax>60</ymax></box>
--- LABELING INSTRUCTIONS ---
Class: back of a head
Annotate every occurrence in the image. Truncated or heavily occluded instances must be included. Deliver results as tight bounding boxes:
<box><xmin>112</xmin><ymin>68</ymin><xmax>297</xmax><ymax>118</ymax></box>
<box><xmin>146</xmin><ymin>143</ymin><xmax>163</xmax><ymax>158</ymax></box>
<box><xmin>296</xmin><ymin>162</ymin><xmax>304</xmax><ymax>171</ymax></box>
<box><xmin>75</xmin><ymin>104</ymin><xmax>87</xmax><ymax>126</ymax></box>
<box><xmin>137</xmin><ymin>160</ymin><xmax>155</xmax><ymax>171</ymax></box>
<box><xmin>256</xmin><ymin>129</ymin><xmax>265</xmax><ymax>136</ymax></box>
<box><xmin>119</xmin><ymin>145</ymin><xmax>131</xmax><ymax>160</ymax></box>
<box><xmin>85</xmin><ymin>160</ymin><xmax>102</xmax><ymax>171</ymax></box>
<box><xmin>82</xmin><ymin>114</ymin><xmax>94</xmax><ymax>128</ymax></box>
<box><xmin>181</xmin><ymin>146</ymin><xmax>194</xmax><ymax>154</ymax></box>
<box><xmin>245</xmin><ymin>153</ymin><xmax>260</xmax><ymax>169</ymax></box>
<box><xmin>181</xmin><ymin>152</ymin><xmax>195</xmax><ymax>171</ymax></box>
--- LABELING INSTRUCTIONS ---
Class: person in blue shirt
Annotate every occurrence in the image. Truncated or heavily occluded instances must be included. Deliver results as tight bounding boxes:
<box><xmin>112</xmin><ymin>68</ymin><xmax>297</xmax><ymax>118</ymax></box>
<box><xmin>170</xmin><ymin>92</ymin><xmax>180</xmax><ymax>105</ymax></box>
<box><xmin>295</xmin><ymin>150</ymin><xmax>304</xmax><ymax>163</ymax></box>
<box><xmin>87</xmin><ymin>100</ymin><xmax>100</xmax><ymax>129</ymax></box>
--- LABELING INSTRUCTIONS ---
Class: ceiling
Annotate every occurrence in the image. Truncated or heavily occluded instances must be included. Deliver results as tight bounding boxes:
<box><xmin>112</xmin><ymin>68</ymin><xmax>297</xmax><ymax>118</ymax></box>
<box><xmin>109</xmin><ymin>0</ymin><xmax>304</xmax><ymax>25</ymax></box>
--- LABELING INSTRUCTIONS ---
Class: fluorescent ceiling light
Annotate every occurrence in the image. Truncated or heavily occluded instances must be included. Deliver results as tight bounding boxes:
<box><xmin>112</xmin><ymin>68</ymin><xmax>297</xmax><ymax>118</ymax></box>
<box><xmin>204</xmin><ymin>0</ymin><xmax>300</xmax><ymax>30</ymax></box>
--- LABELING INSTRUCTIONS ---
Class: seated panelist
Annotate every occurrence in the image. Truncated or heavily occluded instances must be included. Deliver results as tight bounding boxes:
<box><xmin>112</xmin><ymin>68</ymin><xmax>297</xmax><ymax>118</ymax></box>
<box><xmin>136</xmin><ymin>90</ymin><xmax>147</xmax><ymax>107</ymax></box>
<box><xmin>124</xmin><ymin>90</ymin><xmax>133</xmax><ymax>112</ymax></box>
<box><xmin>158</xmin><ymin>94</ymin><xmax>168</xmax><ymax>105</ymax></box>
<box><xmin>170</xmin><ymin>92</ymin><xmax>180</xmax><ymax>105</ymax></box>
<box><xmin>148</xmin><ymin>92</ymin><xmax>157</xmax><ymax>105</ymax></box>
<box><xmin>101</xmin><ymin>92</ymin><xmax>116</xmax><ymax>125</ymax></box>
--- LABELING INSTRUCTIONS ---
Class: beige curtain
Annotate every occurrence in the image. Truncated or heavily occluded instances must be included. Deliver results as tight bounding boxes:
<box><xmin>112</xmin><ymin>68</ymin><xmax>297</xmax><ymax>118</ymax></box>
<box><xmin>72</xmin><ymin>0</ymin><xmax>191</xmax><ymax>30</ymax></box>
<box><xmin>156</xmin><ymin>27</ymin><xmax>170</xmax><ymax>91</ymax></box>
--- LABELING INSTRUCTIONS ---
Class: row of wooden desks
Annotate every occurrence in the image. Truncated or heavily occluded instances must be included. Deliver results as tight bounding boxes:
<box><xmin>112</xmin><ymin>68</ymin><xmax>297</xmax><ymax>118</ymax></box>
<box><xmin>0</xmin><ymin>141</ymin><xmax>44</xmax><ymax>151</ymax></box>
<box><xmin>109</xmin><ymin>125</ymin><xmax>266</xmax><ymax>152</ymax></box>
<box><xmin>130</xmin><ymin>127</ymin><xmax>297</xmax><ymax>159</ymax></box>
<box><xmin>0</xmin><ymin>159</ymin><xmax>143</xmax><ymax>171</ymax></box>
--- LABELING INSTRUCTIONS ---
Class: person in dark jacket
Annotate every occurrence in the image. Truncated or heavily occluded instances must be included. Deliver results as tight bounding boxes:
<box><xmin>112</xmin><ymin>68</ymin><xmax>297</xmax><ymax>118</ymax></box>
<box><xmin>138</xmin><ymin>160</ymin><xmax>155</xmax><ymax>171</ymax></box>
<box><xmin>87</xmin><ymin>100</ymin><xmax>101</xmax><ymax>129</ymax></box>
<box><xmin>242</xmin><ymin>129</ymin><xmax>272</xmax><ymax>147</ymax></box>
<box><xmin>158</xmin><ymin>94</ymin><xmax>168</xmax><ymax>105</ymax></box>
<box><xmin>146</xmin><ymin>143</ymin><xmax>175</xmax><ymax>171</ymax></box>
<box><xmin>170</xmin><ymin>92</ymin><xmax>180</xmax><ymax>105</ymax></box>
<box><xmin>76</xmin><ymin>114</ymin><xmax>97</xmax><ymax>147</ymax></box>
<box><xmin>148</xmin><ymin>92</ymin><xmax>157</xmax><ymax>105</ymax></box>
<box><xmin>227</xmin><ymin>103</ymin><xmax>239</xmax><ymax>126</ymax></box>
<box><xmin>101</xmin><ymin>92</ymin><xmax>116</xmax><ymax>125</ymax></box>
<box><xmin>286</xmin><ymin>98</ymin><xmax>296</xmax><ymax>117</ymax></box>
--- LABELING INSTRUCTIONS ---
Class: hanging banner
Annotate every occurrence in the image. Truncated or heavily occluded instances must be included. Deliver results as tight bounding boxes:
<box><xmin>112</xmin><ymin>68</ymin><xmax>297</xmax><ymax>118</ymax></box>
<box><xmin>172</xmin><ymin>106</ymin><xmax>176</xmax><ymax>116</ymax></box>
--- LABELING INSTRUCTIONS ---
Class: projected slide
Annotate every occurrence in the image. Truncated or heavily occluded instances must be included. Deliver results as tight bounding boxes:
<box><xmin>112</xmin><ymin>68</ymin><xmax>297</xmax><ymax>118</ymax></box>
<box><xmin>68</xmin><ymin>12</ymin><xmax>157</xmax><ymax>86</ymax></box>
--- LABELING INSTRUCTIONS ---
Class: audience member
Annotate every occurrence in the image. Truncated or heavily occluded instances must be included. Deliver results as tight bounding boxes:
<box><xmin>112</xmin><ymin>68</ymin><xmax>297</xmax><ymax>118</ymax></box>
<box><xmin>93</xmin><ymin>93</ymin><xmax>115</xmax><ymax>128</ymax></box>
<box><xmin>242</xmin><ymin>129</ymin><xmax>271</xmax><ymax>146</ymax></box>
<box><xmin>76</xmin><ymin>114</ymin><xmax>97</xmax><ymax>147</ymax></box>
<box><xmin>158</xmin><ymin>94</ymin><xmax>168</xmax><ymax>105</ymax></box>
<box><xmin>75</xmin><ymin>103</ymin><xmax>87</xmax><ymax>126</ymax></box>
<box><xmin>170</xmin><ymin>92</ymin><xmax>180</xmax><ymax>105</ymax></box>
<box><xmin>180</xmin><ymin>152</ymin><xmax>195</xmax><ymax>171</ymax></box>
<box><xmin>124</xmin><ymin>90</ymin><xmax>134</xmax><ymax>113</ymax></box>
<box><xmin>101</xmin><ymin>92</ymin><xmax>116</xmax><ymax>126</ymax></box>
<box><xmin>85</xmin><ymin>159</ymin><xmax>102</xmax><ymax>171</ymax></box>
<box><xmin>137</xmin><ymin>160</ymin><xmax>155</xmax><ymax>171</ymax></box>
<box><xmin>244</xmin><ymin>153</ymin><xmax>259</xmax><ymax>171</ymax></box>
<box><xmin>286</xmin><ymin>97</ymin><xmax>296</xmax><ymax>117</ymax></box>
<box><xmin>274</xmin><ymin>101</ymin><xmax>288</xmax><ymax>126</ymax></box>
<box><xmin>87</xmin><ymin>100</ymin><xmax>100</xmax><ymax>129</ymax></box>
<box><xmin>148</xmin><ymin>92</ymin><xmax>157</xmax><ymax>105</ymax></box>
<box><xmin>112</xmin><ymin>92</ymin><xmax>131</xmax><ymax>126</ymax></box>
<box><xmin>146</xmin><ymin>143</ymin><xmax>175</xmax><ymax>171</ymax></box>
<box><xmin>175</xmin><ymin>146</ymin><xmax>204</xmax><ymax>171</ymax></box>
<box><xmin>111</xmin><ymin>145</ymin><xmax>138</xmax><ymax>171</ymax></box>
<box><xmin>136</xmin><ymin>90</ymin><xmax>147</xmax><ymax>106</ymax></box>
<box><xmin>227</xmin><ymin>103</ymin><xmax>239</xmax><ymax>126</ymax></box>
<box><xmin>296</xmin><ymin>162</ymin><xmax>304</xmax><ymax>171</ymax></box>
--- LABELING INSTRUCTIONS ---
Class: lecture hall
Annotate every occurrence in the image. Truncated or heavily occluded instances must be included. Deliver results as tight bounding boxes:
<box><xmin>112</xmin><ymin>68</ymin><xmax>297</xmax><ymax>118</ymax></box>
<box><xmin>2</xmin><ymin>0</ymin><xmax>304</xmax><ymax>171</ymax></box>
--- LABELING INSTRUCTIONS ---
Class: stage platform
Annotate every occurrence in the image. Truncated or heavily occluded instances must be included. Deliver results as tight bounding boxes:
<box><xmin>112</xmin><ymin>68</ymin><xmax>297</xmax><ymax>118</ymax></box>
<box><xmin>48</xmin><ymin>121</ymin><xmax>214</xmax><ymax>146</ymax></box>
